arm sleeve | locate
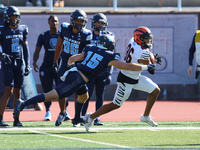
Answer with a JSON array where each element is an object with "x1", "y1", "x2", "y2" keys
[
  {"x1": 23, "y1": 44, "x2": 30, "y2": 67},
  {"x1": 23, "y1": 26, "x2": 30, "y2": 67},
  {"x1": 189, "y1": 33, "x2": 196, "y2": 66}
]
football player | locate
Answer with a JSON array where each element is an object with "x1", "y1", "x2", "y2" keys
[
  {"x1": 0, "y1": 6, "x2": 30, "y2": 127},
  {"x1": 81, "y1": 13, "x2": 114, "y2": 126},
  {"x1": 84, "y1": 26, "x2": 162, "y2": 131},
  {"x1": 32, "y1": 15, "x2": 60, "y2": 121},
  {"x1": 53, "y1": 9, "x2": 92, "y2": 126},
  {"x1": 13, "y1": 34, "x2": 156, "y2": 128}
]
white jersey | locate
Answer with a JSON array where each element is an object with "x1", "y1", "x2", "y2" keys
[
  {"x1": 121, "y1": 37, "x2": 150, "y2": 79},
  {"x1": 112, "y1": 37, "x2": 158, "y2": 106}
]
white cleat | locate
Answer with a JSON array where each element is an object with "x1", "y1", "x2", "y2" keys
[
  {"x1": 84, "y1": 113, "x2": 93, "y2": 132},
  {"x1": 140, "y1": 115, "x2": 158, "y2": 127}
]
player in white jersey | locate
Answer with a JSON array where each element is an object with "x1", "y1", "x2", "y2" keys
[
  {"x1": 117, "y1": 26, "x2": 161, "y2": 127},
  {"x1": 84, "y1": 26, "x2": 162, "y2": 131}
]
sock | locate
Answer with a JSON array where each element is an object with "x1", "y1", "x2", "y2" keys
[
  {"x1": 14, "y1": 116, "x2": 19, "y2": 122},
  {"x1": 74, "y1": 101, "x2": 83, "y2": 120},
  {"x1": 44, "y1": 101, "x2": 51, "y2": 112},
  {"x1": 22, "y1": 93, "x2": 45, "y2": 110}
]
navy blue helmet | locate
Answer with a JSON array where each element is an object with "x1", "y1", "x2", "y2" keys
[
  {"x1": 97, "y1": 34, "x2": 115, "y2": 51},
  {"x1": 91, "y1": 13, "x2": 108, "y2": 31},
  {"x1": 4, "y1": 6, "x2": 20, "y2": 26},
  {"x1": 70, "y1": 9, "x2": 87, "y2": 30}
]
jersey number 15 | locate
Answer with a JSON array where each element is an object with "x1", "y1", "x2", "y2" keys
[{"x1": 81, "y1": 51, "x2": 103, "y2": 69}]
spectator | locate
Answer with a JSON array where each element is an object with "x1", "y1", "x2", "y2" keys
[
  {"x1": 26, "y1": 0, "x2": 49, "y2": 7},
  {"x1": 54, "y1": 0, "x2": 64, "y2": 7}
]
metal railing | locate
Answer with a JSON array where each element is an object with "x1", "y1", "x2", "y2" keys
[
  {"x1": 48, "y1": 0, "x2": 182, "y2": 12},
  {"x1": 112, "y1": 0, "x2": 182, "y2": 12}
]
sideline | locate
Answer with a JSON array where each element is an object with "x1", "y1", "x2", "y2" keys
[{"x1": 0, "y1": 127, "x2": 200, "y2": 131}]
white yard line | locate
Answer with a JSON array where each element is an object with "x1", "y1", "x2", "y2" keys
[
  {"x1": 0, "y1": 127, "x2": 200, "y2": 131},
  {"x1": 29, "y1": 130, "x2": 131, "y2": 148}
]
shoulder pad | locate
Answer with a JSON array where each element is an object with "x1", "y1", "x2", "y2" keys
[
  {"x1": 20, "y1": 24, "x2": 28, "y2": 29},
  {"x1": 82, "y1": 28, "x2": 92, "y2": 34},
  {"x1": 61, "y1": 22, "x2": 70, "y2": 28},
  {"x1": 20, "y1": 25, "x2": 28, "y2": 34},
  {"x1": 86, "y1": 33, "x2": 92, "y2": 41},
  {"x1": 106, "y1": 30, "x2": 114, "y2": 36}
]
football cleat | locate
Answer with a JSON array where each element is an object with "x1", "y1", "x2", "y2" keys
[
  {"x1": 0, "y1": 120, "x2": 9, "y2": 127},
  {"x1": 84, "y1": 113, "x2": 93, "y2": 132},
  {"x1": 94, "y1": 118, "x2": 103, "y2": 126},
  {"x1": 13, "y1": 120, "x2": 24, "y2": 127},
  {"x1": 55, "y1": 112, "x2": 66, "y2": 126},
  {"x1": 64, "y1": 111, "x2": 71, "y2": 121},
  {"x1": 140, "y1": 115, "x2": 158, "y2": 127},
  {"x1": 13, "y1": 99, "x2": 24, "y2": 120},
  {"x1": 71, "y1": 118, "x2": 85, "y2": 127},
  {"x1": 44, "y1": 111, "x2": 51, "y2": 121}
]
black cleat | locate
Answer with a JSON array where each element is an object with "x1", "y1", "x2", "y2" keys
[
  {"x1": 13, "y1": 121, "x2": 24, "y2": 127},
  {"x1": 94, "y1": 119, "x2": 103, "y2": 126},
  {"x1": 0, "y1": 120, "x2": 9, "y2": 127},
  {"x1": 64, "y1": 111, "x2": 71, "y2": 121},
  {"x1": 71, "y1": 118, "x2": 85, "y2": 127},
  {"x1": 55, "y1": 113, "x2": 66, "y2": 126},
  {"x1": 13, "y1": 99, "x2": 24, "y2": 120}
]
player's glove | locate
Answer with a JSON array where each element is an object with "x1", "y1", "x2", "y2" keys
[
  {"x1": 24, "y1": 66, "x2": 30, "y2": 76},
  {"x1": 147, "y1": 64, "x2": 156, "y2": 75},
  {"x1": 0, "y1": 53, "x2": 13, "y2": 64},
  {"x1": 52, "y1": 62, "x2": 58, "y2": 72},
  {"x1": 103, "y1": 75, "x2": 112, "y2": 85},
  {"x1": 154, "y1": 54, "x2": 162, "y2": 65}
]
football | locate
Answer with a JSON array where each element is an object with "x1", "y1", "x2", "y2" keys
[{"x1": 150, "y1": 52, "x2": 155, "y2": 64}]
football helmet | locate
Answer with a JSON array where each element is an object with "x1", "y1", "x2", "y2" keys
[
  {"x1": 70, "y1": 9, "x2": 87, "y2": 30},
  {"x1": 97, "y1": 34, "x2": 115, "y2": 51},
  {"x1": 4, "y1": 6, "x2": 20, "y2": 26},
  {"x1": 133, "y1": 26, "x2": 153, "y2": 48},
  {"x1": 91, "y1": 13, "x2": 108, "y2": 31}
]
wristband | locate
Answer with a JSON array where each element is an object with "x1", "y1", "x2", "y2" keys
[{"x1": 141, "y1": 65, "x2": 148, "y2": 71}]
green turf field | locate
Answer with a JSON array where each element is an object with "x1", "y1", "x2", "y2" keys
[{"x1": 0, "y1": 121, "x2": 200, "y2": 150}]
